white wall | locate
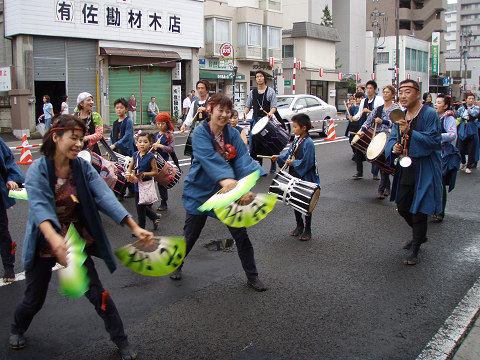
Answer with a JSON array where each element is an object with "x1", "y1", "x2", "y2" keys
[{"x1": 282, "y1": 0, "x2": 331, "y2": 29}]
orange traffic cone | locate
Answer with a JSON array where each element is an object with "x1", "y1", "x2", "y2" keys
[
  {"x1": 16, "y1": 134, "x2": 34, "y2": 165},
  {"x1": 324, "y1": 120, "x2": 339, "y2": 141}
]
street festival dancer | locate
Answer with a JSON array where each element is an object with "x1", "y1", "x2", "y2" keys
[
  {"x1": 385, "y1": 80, "x2": 442, "y2": 265},
  {"x1": 272, "y1": 114, "x2": 320, "y2": 241},
  {"x1": 0, "y1": 137, "x2": 25, "y2": 283},
  {"x1": 358, "y1": 85, "x2": 399, "y2": 199},
  {"x1": 170, "y1": 94, "x2": 268, "y2": 292},
  {"x1": 9, "y1": 115, "x2": 153, "y2": 360},
  {"x1": 350, "y1": 80, "x2": 384, "y2": 179},
  {"x1": 433, "y1": 94, "x2": 461, "y2": 222},
  {"x1": 181, "y1": 80, "x2": 211, "y2": 160},
  {"x1": 243, "y1": 70, "x2": 281, "y2": 173},
  {"x1": 455, "y1": 92, "x2": 479, "y2": 174}
]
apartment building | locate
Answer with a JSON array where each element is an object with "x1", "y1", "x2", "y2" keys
[{"x1": 200, "y1": 0, "x2": 282, "y2": 111}]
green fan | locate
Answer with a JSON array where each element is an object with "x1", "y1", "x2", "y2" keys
[
  {"x1": 198, "y1": 170, "x2": 260, "y2": 212},
  {"x1": 58, "y1": 224, "x2": 90, "y2": 298},
  {"x1": 214, "y1": 193, "x2": 277, "y2": 228},
  {"x1": 115, "y1": 236, "x2": 186, "y2": 277},
  {"x1": 8, "y1": 188, "x2": 28, "y2": 200}
]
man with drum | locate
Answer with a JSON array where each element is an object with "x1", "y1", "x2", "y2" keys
[
  {"x1": 357, "y1": 85, "x2": 399, "y2": 199},
  {"x1": 349, "y1": 80, "x2": 384, "y2": 179},
  {"x1": 385, "y1": 79, "x2": 442, "y2": 265},
  {"x1": 243, "y1": 70, "x2": 279, "y2": 173}
]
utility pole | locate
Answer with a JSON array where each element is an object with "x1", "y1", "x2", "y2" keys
[
  {"x1": 370, "y1": 0, "x2": 385, "y2": 74},
  {"x1": 463, "y1": 31, "x2": 472, "y2": 93},
  {"x1": 395, "y1": 0, "x2": 400, "y2": 96}
]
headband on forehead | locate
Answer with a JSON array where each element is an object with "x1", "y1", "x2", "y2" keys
[{"x1": 399, "y1": 84, "x2": 419, "y2": 91}]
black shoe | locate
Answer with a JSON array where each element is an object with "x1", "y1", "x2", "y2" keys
[
  {"x1": 9, "y1": 333, "x2": 26, "y2": 349},
  {"x1": 372, "y1": 175, "x2": 380, "y2": 180},
  {"x1": 157, "y1": 204, "x2": 168, "y2": 211},
  {"x1": 404, "y1": 251, "x2": 418, "y2": 265},
  {"x1": 117, "y1": 342, "x2": 137, "y2": 360},
  {"x1": 153, "y1": 216, "x2": 161, "y2": 231},
  {"x1": 299, "y1": 230, "x2": 312, "y2": 241},
  {"x1": 124, "y1": 191, "x2": 135, "y2": 199},
  {"x1": 290, "y1": 226, "x2": 304, "y2": 237},
  {"x1": 170, "y1": 268, "x2": 182, "y2": 280},
  {"x1": 3, "y1": 268, "x2": 15, "y2": 283},
  {"x1": 352, "y1": 173, "x2": 363, "y2": 179},
  {"x1": 247, "y1": 277, "x2": 267, "y2": 292},
  {"x1": 432, "y1": 215, "x2": 443, "y2": 222}
]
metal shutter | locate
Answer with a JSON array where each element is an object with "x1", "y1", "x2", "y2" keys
[
  {"x1": 66, "y1": 39, "x2": 97, "y2": 113},
  {"x1": 33, "y1": 36, "x2": 66, "y2": 81}
]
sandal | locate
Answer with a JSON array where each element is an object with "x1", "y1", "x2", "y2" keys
[
  {"x1": 299, "y1": 231, "x2": 312, "y2": 241},
  {"x1": 290, "y1": 226, "x2": 304, "y2": 237}
]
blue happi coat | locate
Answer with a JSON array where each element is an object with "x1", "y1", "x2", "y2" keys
[
  {"x1": 277, "y1": 135, "x2": 320, "y2": 185},
  {"x1": 0, "y1": 137, "x2": 25, "y2": 209},
  {"x1": 455, "y1": 105, "x2": 480, "y2": 163},
  {"x1": 385, "y1": 105, "x2": 442, "y2": 215},
  {"x1": 22, "y1": 157, "x2": 130, "y2": 272},
  {"x1": 183, "y1": 121, "x2": 266, "y2": 216},
  {"x1": 440, "y1": 111, "x2": 461, "y2": 192}
]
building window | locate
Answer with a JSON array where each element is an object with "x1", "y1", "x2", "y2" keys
[
  {"x1": 400, "y1": 0, "x2": 411, "y2": 9},
  {"x1": 377, "y1": 52, "x2": 389, "y2": 64},
  {"x1": 282, "y1": 44, "x2": 294, "y2": 58},
  {"x1": 205, "y1": 18, "x2": 213, "y2": 44},
  {"x1": 216, "y1": 19, "x2": 231, "y2": 43},
  {"x1": 400, "y1": 20, "x2": 411, "y2": 30},
  {"x1": 238, "y1": 23, "x2": 246, "y2": 46},
  {"x1": 248, "y1": 23, "x2": 261, "y2": 46},
  {"x1": 423, "y1": 51, "x2": 428, "y2": 73},
  {"x1": 406, "y1": 48, "x2": 411, "y2": 70},
  {"x1": 269, "y1": 27, "x2": 281, "y2": 49}
]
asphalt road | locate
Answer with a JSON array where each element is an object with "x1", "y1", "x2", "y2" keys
[{"x1": 1, "y1": 122, "x2": 480, "y2": 360}]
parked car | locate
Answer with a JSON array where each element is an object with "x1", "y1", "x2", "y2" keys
[{"x1": 236, "y1": 94, "x2": 337, "y2": 138}]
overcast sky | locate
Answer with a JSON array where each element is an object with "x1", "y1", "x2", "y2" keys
[{"x1": 447, "y1": 0, "x2": 456, "y2": 3}]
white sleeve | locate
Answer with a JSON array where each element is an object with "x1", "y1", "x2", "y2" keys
[
  {"x1": 353, "y1": 99, "x2": 365, "y2": 121},
  {"x1": 374, "y1": 96, "x2": 384, "y2": 108},
  {"x1": 184, "y1": 101, "x2": 195, "y2": 127}
]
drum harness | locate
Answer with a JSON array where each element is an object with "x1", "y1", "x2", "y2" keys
[{"x1": 278, "y1": 136, "x2": 306, "y2": 204}]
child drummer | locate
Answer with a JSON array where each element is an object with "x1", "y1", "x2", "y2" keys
[{"x1": 272, "y1": 114, "x2": 320, "y2": 241}]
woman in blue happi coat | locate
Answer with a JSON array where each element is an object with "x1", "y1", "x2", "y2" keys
[
  {"x1": 0, "y1": 137, "x2": 25, "y2": 282},
  {"x1": 385, "y1": 79, "x2": 442, "y2": 265},
  {"x1": 433, "y1": 94, "x2": 461, "y2": 222},
  {"x1": 272, "y1": 113, "x2": 320, "y2": 242},
  {"x1": 455, "y1": 92, "x2": 479, "y2": 173},
  {"x1": 9, "y1": 115, "x2": 152, "y2": 359},
  {"x1": 171, "y1": 94, "x2": 268, "y2": 292}
]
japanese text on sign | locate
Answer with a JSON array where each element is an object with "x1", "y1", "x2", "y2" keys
[{"x1": 0, "y1": 68, "x2": 12, "y2": 92}]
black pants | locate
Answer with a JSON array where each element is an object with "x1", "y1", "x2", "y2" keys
[
  {"x1": 378, "y1": 170, "x2": 391, "y2": 194},
  {"x1": 355, "y1": 149, "x2": 365, "y2": 175},
  {"x1": 0, "y1": 196, "x2": 15, "y2": 271},
  {"x1": 181, "y1": 212, "x2": 259, "y2": 281},
  {"x1": 294, "y1": 210, "x2": 311, "y2": 232},
  {"x1": 157, "y1": 184, "x2": 168, "y2": 206},
  {"x1": 440, "y1": 183, "x2": 447, "y2": 218},
  {"x1": 134, "y1": 191, "x2": 158, "y2": 229},
  {"x1": 396, "y1": 183, "x2": 428, "y2": 252},
  {"x1": 458, "y1": 135, "x2": 476, "y2": 169},
  {"x1": 11, "y1": 256, "x2": 128, "y2": 346}
]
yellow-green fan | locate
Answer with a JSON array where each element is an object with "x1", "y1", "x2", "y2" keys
[
  {"x1": 58, "y1": 224, "x2": 90, "y2": 298},
  {"x1": 8, "y1": 188, "x2": 28, "y2": 200},
  {"x1": 115, "y1": 236, "x2": 186, "y2": 276},
  {"x1": 198, "y1": 170, "x2": 260, "y2": 212},
  {"x1": 214, "y1": 193, "x2": 277, "y2": 228}
]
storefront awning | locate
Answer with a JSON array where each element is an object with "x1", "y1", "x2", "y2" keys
[
  {"x1": 199, "y1": 70, "x2": 245, "y2": 81},
  {"x1": 100, "y1": 47, "x2": 181, "y2": 59}
]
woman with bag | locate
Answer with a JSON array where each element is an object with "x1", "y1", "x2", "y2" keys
[
  {"x1": 8, "y1": 115, "x2": 153, "y2": 359},
  {"x1": 38, "y1": 95, "x2": 54, "y2": 130},
  {"x1": 126, "y1": 132, "x2": 161, "y2": 231}
]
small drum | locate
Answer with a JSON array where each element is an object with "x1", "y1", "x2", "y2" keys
[
  {"x1": 78, "y1": 150, "x2": 127, "y2": 195},
  {"x1": 351, "y1": 127, "x2": 375, "y2": 154},
  {"x1": 269, "y1": 170, "x2": 320, "y2": 216},
  {"x1": 366, "y1": 132, "x2": 395, "y2": 174},
  {"x1": 153, "y1": 154, "x2": 182, "y2": 189},
  {"x1": 251, "y1": 117, "x2": 290, "y2": 156}
]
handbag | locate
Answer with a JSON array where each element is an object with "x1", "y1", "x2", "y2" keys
[{"x1": 138, "y1": 179, "x2": 158, "y2": 205}]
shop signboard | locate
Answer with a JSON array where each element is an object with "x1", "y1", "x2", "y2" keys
[
  {"x1": 172, "y1": 85, "x2": 181, "y2": 119},
  {"x1": 431, "y1": 32, "x2": 440, "y2": 76},
  {"x1": 0, "y1": 67, "x2": 12, "y2": 92},
  {"x1": 4, "y1": 0, "x2": 204, "y2": 48},
  {"x1": 199, "y1": 58, "x2": 233, "y2": 71}
]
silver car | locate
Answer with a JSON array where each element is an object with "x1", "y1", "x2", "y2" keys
[{"x1": 276, "y1": 95, "x2": 337, "y2": 136}]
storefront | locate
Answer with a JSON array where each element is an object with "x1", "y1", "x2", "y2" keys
[{"x1": 3, "y1": 0, "x2": 203, "y2": 134}]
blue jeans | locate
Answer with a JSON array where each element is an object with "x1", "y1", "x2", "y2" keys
[
  {"x1": 44, "y1": 117, "x2": 52, "y2": 130},
  {"x1": 148, "y1": 111, "x2": 157, "y2": 124}
]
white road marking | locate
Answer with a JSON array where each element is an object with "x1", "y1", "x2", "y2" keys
[
  {"x1": 0, "y1": 263, "x2": 63, "y2": 287},
  {"x1": 416, "y1": 275, "x2": 480, "y2": 359}
]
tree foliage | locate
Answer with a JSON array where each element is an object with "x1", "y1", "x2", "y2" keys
[{"x1": 321, "y1": 5, "x2": 333, "y2": 27}]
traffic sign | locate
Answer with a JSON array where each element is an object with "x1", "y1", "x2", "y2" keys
[{"x1": 220, "y1": 43, "x2": 233, "y2": 58}]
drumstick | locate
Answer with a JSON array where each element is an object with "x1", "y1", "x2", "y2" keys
[
  {"x1": 344, "y1": 101, "x2": 351, "y2": 118},
  {"x1": 374, "y1": 121, "x2": 378, "y2": 135},
  {"x1": 257, "y1": 155, "x2": 274, "y2": 159},
  {"x1": 349, "y1": 131, "x2": 359, "y2": 135}
]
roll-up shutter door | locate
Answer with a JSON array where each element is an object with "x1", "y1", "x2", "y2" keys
[
  {"x1": 66, "y1": 39, "x2": 97, "y2": 113},
  {"x1": 108, "y1": 67, "x2": 171, "y2": 125},
  {"x1": 33, "y1": 37, "x2": 66, "y2": 81}
]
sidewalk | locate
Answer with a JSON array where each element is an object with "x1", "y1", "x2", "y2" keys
[{"x1": 452, "y1": 315, "x2": 480, "y2": 359}]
